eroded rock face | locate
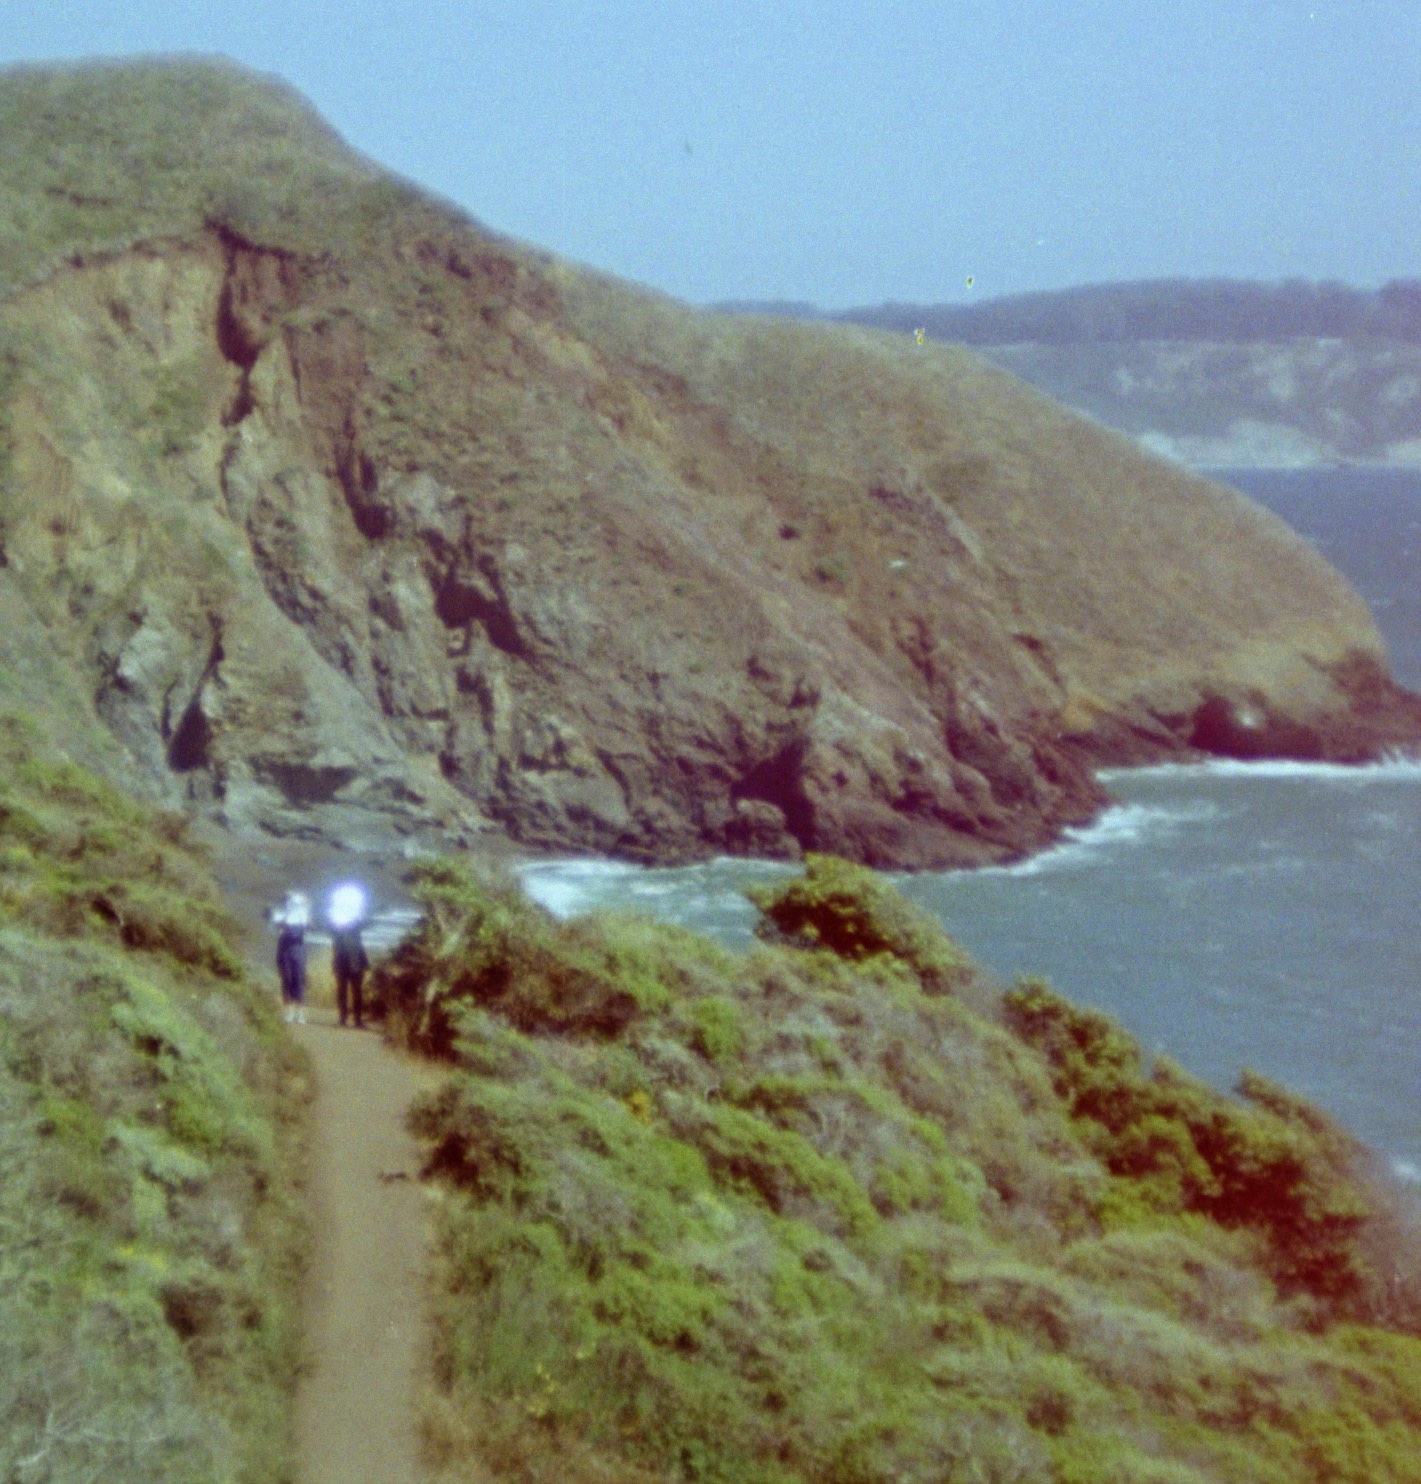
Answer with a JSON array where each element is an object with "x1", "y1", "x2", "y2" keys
[{"x1": 2, "y1": 149, "x2": 1419, "y2": 867}]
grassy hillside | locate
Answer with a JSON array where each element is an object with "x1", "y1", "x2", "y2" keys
[
  {"x1": 377, "y1": 856, "x2": 1421, "y2": 1484},
  {"x1": 727, "y1": 283, "x2": 1421, "y2": 466},
  {"x1": 0, "y1": 700, "x2": 307, "y2": 1482},
  {"x1": 2, "y1": 57, "x2": 1418, "y2": 871},
  {"x1": 0, "y1": 56, "x2": 426, "y2": 298}
]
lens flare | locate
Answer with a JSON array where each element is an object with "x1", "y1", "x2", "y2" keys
[{"x1": 328, "y1": 882, "x2": 368, "y2": 929}]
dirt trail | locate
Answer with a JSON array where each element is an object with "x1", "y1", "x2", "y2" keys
[
  {"x1": 291, "y1": 1014, "x2": 435, "y2": 1484},
  {"x1": 201, "y1": 832, "x2": 440, "y2": 1484}
]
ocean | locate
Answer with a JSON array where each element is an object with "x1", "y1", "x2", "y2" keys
[{"x1": 520, "y1": 468, "x2": 1421, "y2": 1180}]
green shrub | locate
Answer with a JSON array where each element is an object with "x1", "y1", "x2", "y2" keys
[
  {"x1": 690, "y1": 995, "x2": 744, "y2": 1063},
  {"x1": 747, "y1": 853, "x2": 973, "y2": 995},
  {"x1": 669, "y1": 1099, "x2": 878, "y2": 1238},
  {"x1": 1004, "y1": 977, "x2": 1401, "y2": 1321}
]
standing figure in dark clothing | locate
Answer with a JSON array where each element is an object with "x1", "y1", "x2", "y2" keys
[
  {"x1": 327, "y1": 882, "x2": 372, "y2": 1028},
  {"x1": 273, "y1": 892, "x2": 310, "y2": 1025},
  {"x1": 332, "y1": 923, "x2": 370, "y2": 1028}
]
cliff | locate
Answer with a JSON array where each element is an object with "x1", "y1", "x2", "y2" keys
[{"x1": 2, "y1": 59, "x2": 1418, "y2": 870}]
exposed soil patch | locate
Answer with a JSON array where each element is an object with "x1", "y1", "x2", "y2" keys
[{"x1": 291, "y1": 1014, "x2": 437, "y2": 1484}]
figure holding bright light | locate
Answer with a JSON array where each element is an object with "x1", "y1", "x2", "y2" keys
[
  {"x1": 327, "y1": 882, "x2": 371, "y2": 1029},
  {"x1": 271, "y1": 892, "x2": 310, "y2": 1025}
]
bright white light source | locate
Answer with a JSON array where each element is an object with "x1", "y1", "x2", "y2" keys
[{"x1": 328, "y1": 882, "x2": 368, "y2": 930}]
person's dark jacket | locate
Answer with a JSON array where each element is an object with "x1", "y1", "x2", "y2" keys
[
  {"x1": 276, "y1": 922, "x2": 306, "y2": 994},
  {"x1": 332, "y1": 926, "x2": 369, "y2": 979}
]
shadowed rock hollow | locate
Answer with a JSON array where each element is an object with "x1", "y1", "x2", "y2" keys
[{"x1": 1, "y1": 58, "x2": 1418, "y2": 867}]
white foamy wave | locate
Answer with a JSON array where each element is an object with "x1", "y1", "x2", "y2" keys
[
  {"x1": 985, "y1": 799, "x2": 1224, "y2": 878},
  {"x1": 517, "y1": 858, "x2": 645, "y2": 918},
  {"x1": 1393, "y1": 1160, "x2": 1421, "y2": 1186},
  {"x1": 365, "y1": 906, "x2": 423, "y2": 950},
  {"x1": 624, "y1": 880, "x2": 680, "y2": 900},
  {"x1": 518, "y1": 855, "x2": 796, "y2": 921},
  {"x1": 1101, "y1": 752, "x2": 1421, "y2": 787}
]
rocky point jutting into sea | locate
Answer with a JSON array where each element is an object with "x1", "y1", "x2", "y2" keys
[{"x1": 2, "y1": 57, "x2": 1420, "y2": 871}]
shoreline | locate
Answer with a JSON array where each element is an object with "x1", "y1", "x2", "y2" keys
[
  {"x1": 205, "y1": 739, "x2": 1421, "y2": 917},
  {"x1": 1192, "y1": 459, "x2": 1421, "y2": 475}
]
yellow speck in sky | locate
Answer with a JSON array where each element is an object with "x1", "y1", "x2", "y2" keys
[
  {"x1": 914, "y1": 327, "x2": 925, "y2": 344},
  {"x1": 966, "y1": 276, "x2": 975, "y2": 288}
]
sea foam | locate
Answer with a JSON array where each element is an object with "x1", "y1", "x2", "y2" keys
[
  {"x1": 982, "y1": 798, "x2": 1224, "y2": 878},
  {"x1": 1100, "y1": 752, "x2": 1421, "y2": 787}
]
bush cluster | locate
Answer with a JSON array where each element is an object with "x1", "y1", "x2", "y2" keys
[
  {"x1": 747, "y1": 852, "x2": 974, "y2": 995},
  {"x1": 389, "y1": 854, "x2": 1421, "y2": 1484},
  {"x1": 1003, "y1": 978, "x2": 1421, "y2": 1324}
]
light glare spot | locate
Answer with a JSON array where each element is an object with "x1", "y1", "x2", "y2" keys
[{"x1": 328, "y1": 882, "x2": 368, "y2": 928}]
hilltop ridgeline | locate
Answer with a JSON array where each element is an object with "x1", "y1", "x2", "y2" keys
[
  {"x1": 2, "y1": 58, "x2": 1419, "y2": 868},
  {"x1": 722, "y1": 281, "x2": 1421, "y2": 468}
]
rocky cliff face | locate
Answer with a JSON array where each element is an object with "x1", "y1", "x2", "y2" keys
[{"x1": 1, "y1": 60, "x2": 1418, "y2": 868}]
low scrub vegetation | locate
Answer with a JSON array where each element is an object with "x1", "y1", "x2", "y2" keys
[
  {"x1": 375, "y1": 852, "x2": 1421, "y2": 1483},
  {"x1": 0, "y1": 710, "x2": 307, "y2": 1483}
]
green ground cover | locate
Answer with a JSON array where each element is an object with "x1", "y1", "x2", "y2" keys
[
  {"x1": 0, "y1": 58, "x2": 432, "y2": 297},
  {"x1": 0, "y1": 708, "x2": 307, "y2": 1483},
  {"x1": 379, "y1": 853, "x2": 1421, "y2": 1484}
]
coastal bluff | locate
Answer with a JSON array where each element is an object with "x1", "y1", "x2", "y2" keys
[{"x1": 2, "y1": 58, "x2": 1419, "y2": 869}]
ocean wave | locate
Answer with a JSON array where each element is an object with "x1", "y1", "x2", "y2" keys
[
  {"x1": 1100, "y1": 752, "x2": 1421, "y2": 786},
  {"x1": 518, "y1": 858, "x2": 645, "y2": 916},
  {"x1": 981, "y1": 798, "x2": 1225, "y2": 878},
  {"x1": 518, "y1": 855, "x2": 796, "y2": 920}
]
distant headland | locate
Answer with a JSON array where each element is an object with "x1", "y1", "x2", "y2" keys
[{"x1": 715, "y1": 280, "x2": 1421, "y2": 469}]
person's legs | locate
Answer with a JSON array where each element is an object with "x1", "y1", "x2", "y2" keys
[
  {"x1": 280, "y1": 961, "x2": 298, "y2": 1023},
  {"x1": 351, "y1": 970, "x2": 365, "y2": 1029},
  {"x1": 336, "y1": 970, "x2": 350, "y2": 1026}
]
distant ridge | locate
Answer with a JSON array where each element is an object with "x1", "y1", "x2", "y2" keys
[
  {"x1": 716, "y1": 277, "x2": 1421, "y2": 346},
  {"x1": 713, "y1": 280, "x2": 1421, "y2": 467}
]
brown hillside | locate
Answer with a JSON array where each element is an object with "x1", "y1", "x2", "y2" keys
[{"x1": 1, "y1": 58, "x2": 1418, "y2": 868}]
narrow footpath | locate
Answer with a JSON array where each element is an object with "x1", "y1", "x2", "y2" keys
[
  {"x1": 291, "y1": 1013, "x2": 434, "y2": 1484},
  {"x1": 205, "y1": 834, "x2": 443, "y2": 1483}
]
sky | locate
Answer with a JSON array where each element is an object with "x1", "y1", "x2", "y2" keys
[{"x1": 2, "y1": 1, "x2": 1418, "y2": 310}]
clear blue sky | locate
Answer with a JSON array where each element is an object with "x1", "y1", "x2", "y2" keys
[{"x1": 3, "y1": 1, "x2": 1417, "y2": 309}]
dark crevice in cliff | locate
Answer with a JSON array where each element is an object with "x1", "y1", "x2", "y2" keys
[
  {"x1": 731, "y1": 741, "x2": 814, "y2": 843},
  {"x1": 253, "y1": 758, "x2": 358, "y2": 807},
  {"x1": 336, "y1": 436, "x2": 390, "y2": 538},
  {"x1": 211, "y1": 223, "x2": 307, "y2": 426},
  {"x1": 216, "y1": 277, "x2": 261, "y2": 371},
  {"x1": 166, "y1": 621, "x2": 225, "y2": 774},
  {"x1": 214, "y1": 271, "x2": 260, "y2": 428},
  {"x1": 167, "y1": 694, "x2": 213, "y2": 773},
  {"x1": 434, "y1": 562, "x2": 526, "y2": 657},
  {"x1": 222, "y1": 376, "x2": 255, "y2": 428}
]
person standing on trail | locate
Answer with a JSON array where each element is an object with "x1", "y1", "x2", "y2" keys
[
  {"x1": 272, "y1": 891, "x2": 310, "y2": 1025},
  {"x1": 327, "y1": 882, "x2": 371, "y2": 1029}
]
